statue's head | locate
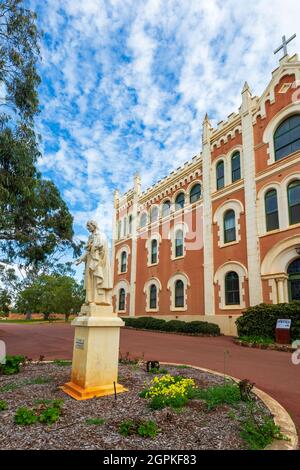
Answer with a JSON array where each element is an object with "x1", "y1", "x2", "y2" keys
[{"x1": 86, "y1": 220, "x2": 98, "y2": 232}]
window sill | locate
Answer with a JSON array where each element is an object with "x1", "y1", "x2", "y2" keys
[
  {"x1": 170, "y1": 307, "x2": 187, "y2": 312},
  {"x1": 219, "y1": 240, "x2": 239, "y2": 248},
  {"x1": 259, "y1": 221, "x2": 300, "y2": 238},
  {"x1": 171, "y1": 255, "x2": 185, "y2": 261},
  {"x1": 220, "y1": 305, "x2": 244, "y2": 310},
  {"x1": 147, "y1": 262, "x2": 159, "y2": 267},
  {"x1": 146, "y1": 308, "x2": 159, "y2": 313}
]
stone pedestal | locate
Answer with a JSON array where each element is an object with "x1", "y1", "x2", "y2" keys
[{"x1": 62, "y1": 303, "x2": 127, "y2": 400}]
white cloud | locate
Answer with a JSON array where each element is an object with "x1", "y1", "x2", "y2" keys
[{"x1": 30, "y1": 0, "x2": 300, "y2": 249}]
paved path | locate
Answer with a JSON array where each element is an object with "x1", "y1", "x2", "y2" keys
[{"x1": 1, "y1": 322, "x2": 299, "y2": 437}]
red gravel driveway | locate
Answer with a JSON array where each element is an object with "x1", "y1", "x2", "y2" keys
[{"x1": 0, "y1": 322, "x2": 299, "y2": 438}]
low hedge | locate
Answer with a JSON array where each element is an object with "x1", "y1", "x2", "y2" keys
[
  {"x1": 122, "y1": 316, "x2": 220, "y2": 336},
  {"x1": 236, "y1": 302, "x2": 300, "y2": 341}
]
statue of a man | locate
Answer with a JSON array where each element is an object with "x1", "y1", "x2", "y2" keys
[{"x1": 75, "y1": 220, "x2": 112, "y2": 305}]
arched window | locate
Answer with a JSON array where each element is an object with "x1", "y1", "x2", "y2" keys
[
  {"x1": 123, "y1": 217, "x2": 127, "y2": 237},
  {"x1": 223, "y1": 210, "x2": 236, "y2": 243},
  {"x1": 190, "y1": 183, "x2": 201, "y2": 203},
  {"x1": 175, "y1": 229, "x2": 184, "y2": 257},
  {"x1": 175, "y1": 280, "x2": 184, "y2": 308},
  {"x1": 150, "y1": 206, "x2": 159, "y2": 224},
  {"x1": 265, "y1": 189, "x2": 279, "y2": 232},
  {"x1": 288, "y1": 180, "x2": 300, "y2": 225},
  {"x1": 121, "y1": 251, "x2": 127, "y2": 273},
  {"x1": 225, "y1": 271, "x2": 240, "y2": 305},
  {"x1": 118, "y1": 288, "x2": 126, "y2": 311},
  {"x1": 231, "y1": 152, "x2": 241, "y2": 182},
  {"x1": 149, "y1": 284, "x2": 157, "y2": 309},
  {"x1": 274, "y1": 115, "x2": 300, "y2": 161},
  {"x1": 162, "y1": 200, "x2": 171, "y2": 218},
  {"x1": 140, "y1": 212, "x2": 147, "y2": 228},
  {"x1": 175, "y1": 192, "x2": 185, "y2": 210},
  {"x1": 288, "y1": 258, "x2": 300, "y2": 301},
  {"x1": 216, "y1": 161, "x2": 225, "y2": 190},
  {"x1": 117, "y1": 220, "x2": 121, "y2": 239},
  {"x1": 128, "y1": 215, "x2": 132, "y2": 234},
  {"x1": 151, "y1": 239, "x2": 158, "y2": 264}
]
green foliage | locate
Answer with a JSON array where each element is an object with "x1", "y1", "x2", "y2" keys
[
  {"x1": 0, "y1": 288, "x2": 11, "y2": 315},
  {"x1": 15, "y1": 275, "x2": 84, "y2": 317},
  {"x1": 0, "y1": 399, "x2": 8, "y2": 411},
  {"x1": 137, "y1": 420, "x2": 160, "y2": 438},
  {"x1": 239, "y1": 335, "x2": 274, "y2": 345},
  {"x1": 119, "y1": 419, "x2": 137, "y2": 436},
  {"x1": 0, "y1": 355, "x2": 25, "y2": 375},
  {"x1": 38, "y1": 406, "x2": 60, "y2": 424},
  {"x1": 119, "y1": 419, "x2": 159, "y2": 438},
  {"x1": 236, "y1": 302, "x2": 300, "y2": 341},
  {"x1": 53, "y1": 359, "x2": 72, "y2": 367},
  {"x1": 26, "y1": 376, "x2": 52, "y2": 385},
  {"x1": 86, "y1": 418, "x2": 105, "y2": 426},
  {"x1": 149, "y1": 367, "x2": 168, "y2": 375},
  {"x1": 0, "y1": 1, "x2": 81, "y2": 272},
  {"x1": 141, "y1": 374, "x2": 196, "y2": 410},
  {"x1": 240, "y1": 416, "x2": 288, "y2": 450},
  {"x1": 190, "y1": 383, "x2": 242, "y2": 410},
  {"x1": 14, "y1": 407, "x2": 37, "y2": 425},
  {"x1": 122, "y1": 317, "x2": 220, "y2": 336},
  {"x1": 0, "y1": 382, "x2": 18, "y2": 393}
]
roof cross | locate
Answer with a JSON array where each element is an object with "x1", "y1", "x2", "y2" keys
[{"x1": 274, "y1": 34, "x2": 296, "y2": 59}]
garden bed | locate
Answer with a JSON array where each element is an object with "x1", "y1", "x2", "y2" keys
[
  {"x1": 0, "y1": 361, "x2": 288, "y2": 450},
  {"x1": 233, "y1": 338, "x2": 297, "y2": 352}
]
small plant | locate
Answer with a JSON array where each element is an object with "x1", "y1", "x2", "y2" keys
[
  {"x1": 190, "y1": 383, "x2": 242, "y2": 410},
  {"x1": 240, "y1": 336, "x2": 274, "y2": 345},
  {"x1": 240, "y1": 415, "x2": 288, "y2": 450},
  {"x1": 119, "y1": 419, "x2": 159, "y2": 438},
  {"x1": 86, "y1": 418, "x2": 105, "y2": 426},
  {"x1": 53, "y1": 359, "x2": 72, "y2": 366},
  {"x1": 0, "y1": 355, "x2": 25, "y2": 375},
  {"x1": 140, "y1": 374, "x2": 196, "y2": 410},
  {"x1": 26, "y1": 376, "x2": 52, "y2": 385},
  {"x1": 38, "y1": 407, "x2": 60, "y2": 424},
  {"x1": 14, "y1": 407, "x2": 37, "y2": 425},
  {"x1": 0, "y1": 382, "x2": 18, "y2": 393},
  {"x1": 119, "y1": 419, "x2": 137, "y2": 436},
  {"x1": 149, "y1": 367, "x2": 168, "y2": 375},
  {"x1": 137, "y1": 420, "x2": 159, "y2": 438},
  {"x1": 0, "y1": 399, "x2": 8, "y2": 411}
]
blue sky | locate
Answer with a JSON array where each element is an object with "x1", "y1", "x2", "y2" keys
[{"x1": 28, "y1": 0, "x2": 300, "y2": 246}]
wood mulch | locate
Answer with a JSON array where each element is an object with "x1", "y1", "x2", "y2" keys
[{"x1": 0, "y1": 362, "x2": 271, "y2": 450}]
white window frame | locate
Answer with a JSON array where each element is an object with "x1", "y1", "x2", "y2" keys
[
  {"x1": 213, "y1": 199, "x2": 244, "y2": 247},
  {"x1": 116, "y1": 245, "x2": 131, "y2": 274},
  {"x1": 113, "y1": 280, "x2": 130, "y2": 313},
  {"x1": 263, "y1": 103, "x2": 300, "y2": 165},
  {"x1": 145, "y1": 233, "x2": 161, "y2": 266},
  {"x1": 168, "y1": 222, "x2": 188, "y2": 260},
  {"x1": 143, "y1": 277, "x2": 162, "y2": 312},
  {"x1": 214, "y1": 262, "x2": 248, "y2": 310},
  {"x1": 167, "y1": 272, "x2": 190, "y2": 312}
]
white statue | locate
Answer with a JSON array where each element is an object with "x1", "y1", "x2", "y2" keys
[{"x1": 75, "y1": 220, "x2": 112, "y2": 305}]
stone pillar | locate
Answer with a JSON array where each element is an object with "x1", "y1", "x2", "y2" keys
[
  {"x1": 277, "y1": 278, "x2": 285, "y2": 303},
  {"x1": 240, "y1": 82, "x2": 263, "y2": 306},
  {"x1": 202, "y1": 114, "x2": 215, "y2": 315},
  {"x1": 129, "y1": 174, "x2": 141, "y2": 317}
]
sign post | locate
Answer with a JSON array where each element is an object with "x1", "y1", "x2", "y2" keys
[{"x1": 275, "y1": 319, "x2": 291, "y2": 344}]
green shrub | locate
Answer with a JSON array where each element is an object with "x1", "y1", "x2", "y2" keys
[
  {"x1": 14, "y1": 407, "x2": 37, "y2": 425},
  {"x1": 162, "y1": 320, "x2": 186, "y2": 332},
  {"x1": 86, "y1": 418, "x2": 105, "y2": 426},
  {"x1": 239, "y1": 335, "x2": 274, "y2": 345},
  {"x1": 38, "y1": 406, "x2": 60, "y2": 424},
  {"x1": 137, "y1": 420, "x2": 159, "y2": 438},
  {"x1": 240, "y1": 416, "x2": 288, "y2": 450},
  {"x1": 119, "y1": 419, "x2": 159, "y2": 438},
  {"x1": 191, "y1": 383, "x2": 242, "y2": 410},
  {"x1": 53, "y1": 360, "x2": 72, "y2": 366},
  {"x1": 0, "y1": 355, "x2": 25, "y2": 375},
  {"x1": 122, "y1": 317, "x2": 220, "y2": 336},
  {"x1": 119, "y1": 419, "x2": 137, "y2": 436},
  {"x1": 236, "y1": 302, "x2": 300, "y2": 341},
  {"x1": 0, "y1": 399, "x2": 7, "y2": 411}
]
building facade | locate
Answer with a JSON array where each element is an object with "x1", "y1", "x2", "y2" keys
[{"x1": 112, "y1": 54, "x2": 300, "y2": 335}]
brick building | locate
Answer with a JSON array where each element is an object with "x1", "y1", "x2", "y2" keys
[{"x1": 112, "y1": 53, "x2": 300, "y2": 335}]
